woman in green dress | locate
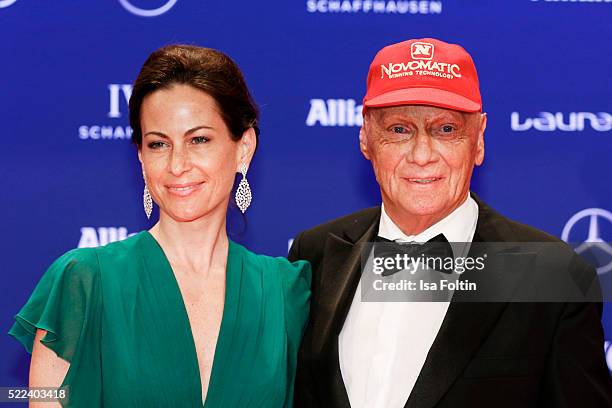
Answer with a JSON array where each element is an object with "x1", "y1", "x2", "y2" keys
[{"x1": 9, "y1": 45, "x2": 311, "y2": 407}]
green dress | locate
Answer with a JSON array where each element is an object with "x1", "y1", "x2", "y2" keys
[{"x1": 8, "y1": 231, "x2": 311, "y2": 407}]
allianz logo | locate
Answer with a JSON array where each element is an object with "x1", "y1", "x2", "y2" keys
[
  {"x1": 511, "y1": 111, "x2": 612, "y2": 132},
  {"x1": 78, "y1": 227, "x2": 137, "y2": 248},
  {"x1": 306, "y1": 99, "x2": 363, "y2": 127}
]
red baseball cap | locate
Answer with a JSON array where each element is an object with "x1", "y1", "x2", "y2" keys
[{"x1": 363, "y1": 38, "x2": 482, "y2": 113}]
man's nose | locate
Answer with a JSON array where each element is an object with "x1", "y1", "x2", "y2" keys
[{"x1": 406, "y1": 131, "x2": 435, "y2": 166}]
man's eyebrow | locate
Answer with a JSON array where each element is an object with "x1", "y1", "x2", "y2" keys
[{"x1": 373, "y1": 111, "x2": 410, "y2": 123}]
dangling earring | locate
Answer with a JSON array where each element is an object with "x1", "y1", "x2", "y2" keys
[
  {"x1": 235, "y1": 163, "x2": 252, "y2": 213},
  {"x1": 143, "y1": 171, "x2": 153, "y2": 219},
  {"x1": 143, "y1": 185, "x2": 153, "y2": 219}
]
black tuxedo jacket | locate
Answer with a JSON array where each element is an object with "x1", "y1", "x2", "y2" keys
[{"x1": 288, "y1": 194, "x2": 612, "y2": 407}]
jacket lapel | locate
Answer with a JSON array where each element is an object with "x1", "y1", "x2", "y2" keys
[
  {"x1": 404, "y1": 193, "x2": 524, "y2": 408},
  {"x1": 312, "y1": 213, "x2": 380, "y2": 407},
  {"x1": 311, "y1": 194, "x2": 529, "y2": 408}
]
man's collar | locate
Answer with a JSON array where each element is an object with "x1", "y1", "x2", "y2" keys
[
  {"x1": 335, "y1": 192, "x2": 514, "y2": 246},
  {"x1": 379, "y1": 194, "x2": 478, "y2": 243}
]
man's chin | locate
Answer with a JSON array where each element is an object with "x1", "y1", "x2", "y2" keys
[
  {"x1": 393, "y1": 197, "x2": 449, "y2": 219},
  {"x1": 384, "y1": 201, "x2": 439, "y2": 216},
  {"x1": 402, "y1": 206, "x2": 445, "y2": 218}
]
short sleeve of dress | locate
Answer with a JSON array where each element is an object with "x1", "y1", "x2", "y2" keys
[
  {"x1": 279, "y1": 259, "x2": 311, "y2": 340},
  {"x1": 8, "y1": 247, "x2": 103, "y2": 406},
  {"x1": 278, "y1": 258, "x2": 312, "y2": 408}
]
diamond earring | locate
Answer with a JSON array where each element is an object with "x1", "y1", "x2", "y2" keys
[
  {"x1": 235, "y1": 163, "x2": 252, "y2": 213},
  {"x1": 143, "y1": 185, "x2": 153, "y2": 219},
  {"x1": 143, "y1": 171, "x2": 153, "y2": 219}
]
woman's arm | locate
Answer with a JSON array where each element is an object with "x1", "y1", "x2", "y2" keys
[{"x1": 29, "y1": 329, "x2": 70, "y2": 408}]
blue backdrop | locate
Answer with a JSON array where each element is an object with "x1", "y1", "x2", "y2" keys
[{"x1": 1, "y1": 0, "x2": 611, "y2": 390}]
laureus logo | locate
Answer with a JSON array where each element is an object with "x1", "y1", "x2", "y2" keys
[
  {"x1": 0, "y1": 0, "x2": 18, "y2": 9},
  {"x1": 511, "y1": 112, "x2": 612, "y2": 132},
  {"x1": 118, "y1": 0, "x2": 178, "y2": 17}
]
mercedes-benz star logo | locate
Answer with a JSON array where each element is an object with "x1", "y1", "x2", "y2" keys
[
  {"x1": 562, "y1": 208, "x2": 612, "y2": 275},
  {"x1": 118, "y1": 0, "x2": 178, "y2": 17},
  {"x1": 0, "y1": 0, "x2": 18, "y2": 9}
]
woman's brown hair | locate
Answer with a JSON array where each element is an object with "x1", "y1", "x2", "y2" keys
[{"x1": 129, "y1": 44, "x2": 259, "y2": 148}]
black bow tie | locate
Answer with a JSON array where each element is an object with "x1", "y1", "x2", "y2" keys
[{"x1": 373, "y1": 233, "x2": 454, "y2": 276}]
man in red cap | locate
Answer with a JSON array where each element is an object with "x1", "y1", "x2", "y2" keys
[{"x1": 289, "y1": 38, "x2": 612, "y2": 407}]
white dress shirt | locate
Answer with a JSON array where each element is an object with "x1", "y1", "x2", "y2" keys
[{"x1": 338, "y1": 195, "x2": 479, "y2": 408}]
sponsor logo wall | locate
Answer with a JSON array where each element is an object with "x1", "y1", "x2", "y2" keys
[
  {"x1": 1, "y1": 1, "x2": 611, "y2": 385},
  {"x1": 78, "y1": 84, "x2": 133, "y2": 140},
  {"x1": 562, "y1": 208, "x2": 612, "y2": 275},
  {"x1": 118, "y1": 0, "x2": 178, "y2": 17},
  {"x1": 511, "y1": 112, "x2": 612, "y2": 132},
  {"x1": 306, "y1": 99, "x2": 363, "y2": 127},
  {"x1": 306, "y1": 0, "x2": 443, "y2": 14},
  {"x1": 78, "y1": 227, "x2": 137, "y2": 248},
  {"x1": 0, "y1": 0, "x2": 18, "y2": 9}
]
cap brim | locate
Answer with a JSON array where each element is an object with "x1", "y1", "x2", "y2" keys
[{"x1": 364, "y1": 87, "x2": 481, "y2": 112}]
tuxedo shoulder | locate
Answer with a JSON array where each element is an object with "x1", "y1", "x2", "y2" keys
[
  {"x1": 296, "y1": 207, "x2": 380, "y2": 242},
  {"x1": 502, "y1": 217, "x2": 562, "y2": 243},
  {"x1": 476, "y1": 198, "x2": 560, "y2": 244},
  {"x1": 484, "y1": 207, "x2": 594, "y2": 268},
  {"x1": 289, "y1": 207, "x2": 380, "y2": 263}
]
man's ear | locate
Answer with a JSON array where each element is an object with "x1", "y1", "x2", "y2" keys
[
  {"x1": 359, "y1": 126, "x2": 371, "y2": 160},
  {"x1": 474, "y1": 112, "x2": 486, "y2": 166},
  {"x1": 236, "y1": 127, "x2": 257, "y2": 170}
]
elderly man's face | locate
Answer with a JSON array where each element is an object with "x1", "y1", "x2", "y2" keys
[{"x1": 360, "y1": 105, "x2": 486, "y2": 232}]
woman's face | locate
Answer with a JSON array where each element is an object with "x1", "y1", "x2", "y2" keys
[{"x1": 138, "y1": 84, "x2": 255, "y2": 223}]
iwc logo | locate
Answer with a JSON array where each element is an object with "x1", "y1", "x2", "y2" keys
[
  {"x1": 78, "y1": 84, "x2": 133, "y2": 141},
  {"x1": 118, "y1": 0, "x2": 178, "y2": 17},
  {"x1": 0, "y1": 0, "x2": 18, "y2": 9},
  {"x1": 562, "y1": 208, "x2": 612, "y2": 275}
]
